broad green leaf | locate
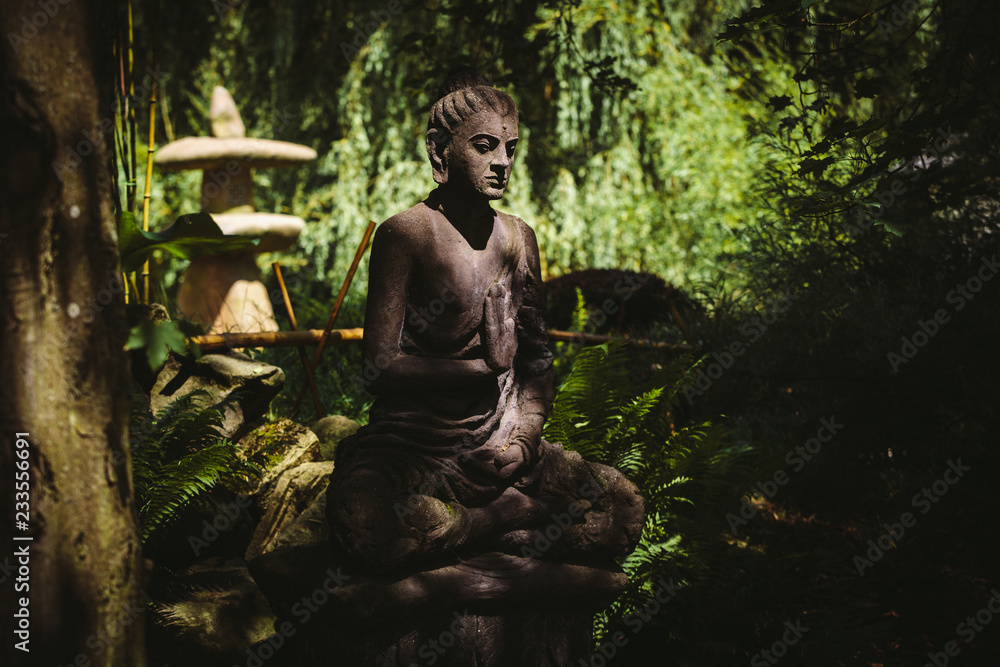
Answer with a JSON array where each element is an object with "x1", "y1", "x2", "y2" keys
[
  {"x1": 125, "y1": 320, "x2": 191, "y2": 370},
  {"x1": 119, "y1": 212, "x2": 257, "y2": 273}
]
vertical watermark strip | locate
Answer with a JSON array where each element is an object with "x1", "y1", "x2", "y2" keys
[{"x1": 12, "y1": 432, "x2": 33, "y2": 653}]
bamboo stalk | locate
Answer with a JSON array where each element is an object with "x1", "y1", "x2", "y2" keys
[
  {"x1": 127, "y1": 0, "x2": 137, "y2": 215},
  {"x1": 140, "y1": 0, "x2": 159, "y2": 303},
  {"x1": 291, "y1": 220, "x2": 377, "y2": 414},
  {"x1": 273, "y1": 262, "x2": 324, "y2": 418},
  {"x1": 191, "y1": 328, "x2": 364, "y2": 353},
  {"x1": 189, "y1": 328, "x2": 693, "y2": 353}
]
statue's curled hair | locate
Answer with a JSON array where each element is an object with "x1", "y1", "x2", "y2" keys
[{"x1": 426, "y1": 73, "x2": 517, "y2": 154}]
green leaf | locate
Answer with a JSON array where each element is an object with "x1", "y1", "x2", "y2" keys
[
  {"x1": 768, "y1": 95, "x2": 793, "y2": 112},
  {"x1": 125, "y1": 320, "x2": 191, "y2": 370},
  {"x1": 797, "y1": 157, "x2": 836, "y2": 178},
  {"x1": 119, "y1": 212, "x2": 257, "y2": 273}
]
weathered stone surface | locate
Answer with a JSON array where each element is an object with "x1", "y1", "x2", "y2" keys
[
  {"x1": 309, "y1": 415, "x2": 360, "y2": 461},
  {"x1": 148, "y1": 557, "x2": 276, "y2": 667},
  {"x1": 210, "y1": 85, "x2": 246, "y2": 139},
  {"x1": 248, "y1": 547, "x2": 622, "y2": 665},
  {"x1": 155, "y1": 85, "x2": 315, "y2": 335},
  {"x1": 245, "y1": 462, "x2": 333, "y2": 562},
  {"x1": 176, "y1": 252, "x2": 281, "y2": 334},
  {"x1": 239, "y1": 419, "x2": 323, "y2": 496},
  {"x1": 150, "y1": 351, "x2": 284, "y2": 440},
  {"x1": 211, "y1": 212, "x2": 305, "y2": 252},
  {"x1": 155, "y1": 137, "x2": 317, "y2": 170}
]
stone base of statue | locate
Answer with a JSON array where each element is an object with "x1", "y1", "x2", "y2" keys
[{"x1": 249, "y1": 543, "x2": 625, "y2": 666}]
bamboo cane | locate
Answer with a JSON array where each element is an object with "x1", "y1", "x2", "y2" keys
[
  {"x1": 190, "y1": 328, "x2": 364, "y2": 353},
  {"x1": 290, "y1": 220, "x2": 377, "y2": 414},
  {"x1": 189, "y1": 328, "x2": 693, "y2": 353},
  {"x1": 140, "y1": 0, "x2": 159, "y2": 303},
  {"x1": 273, "y1": 262, "x2": 324, "y2": 418}
]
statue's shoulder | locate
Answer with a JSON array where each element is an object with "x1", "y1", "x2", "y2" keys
[
  {"x1": 497, "y1": 211, "x2": 539, "y2": 249},
  {"x1": 375, "y1": 202, "x2": 438, "y2": 249}
]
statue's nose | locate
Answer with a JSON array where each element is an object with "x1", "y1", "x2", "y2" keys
[{"x1": 493, "y1": 149, "x2": 511, "y2": 169}]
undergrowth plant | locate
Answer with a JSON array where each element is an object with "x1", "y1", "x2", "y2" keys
[
  {"x1": 545, "y1": 342, "x2": 761, "y2": 663},
  {"x1": 130, "y1": 390, "x2": 261, "y2": 552}
]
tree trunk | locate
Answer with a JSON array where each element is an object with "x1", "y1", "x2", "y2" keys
[{"x1": 0, "y1": 1, "x2": 146, "y2": 665}]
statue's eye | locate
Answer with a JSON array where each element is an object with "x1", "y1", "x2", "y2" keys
[
  {"x1": 474, "y1": 142, "x2": 491, "y2": 154},
  {"x1": 506, "y1": 141, "x2": 518, "y2": 158}
]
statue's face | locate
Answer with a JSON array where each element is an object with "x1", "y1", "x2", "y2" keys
[{"x1": 444, "y1": 109, "x2": 519, "y2": 200}]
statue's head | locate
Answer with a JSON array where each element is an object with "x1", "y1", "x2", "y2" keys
[{"x1": 426, "y1": 74, "x2": 519, "y2": 200}]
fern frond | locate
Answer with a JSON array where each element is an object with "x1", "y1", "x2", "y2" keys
[{"x1": 139, "y1": 440, "x2": 242, "y2": 545}]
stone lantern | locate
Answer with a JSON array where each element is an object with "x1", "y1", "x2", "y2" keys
[{"x1": 156, "y1": 86, "x2": 316, "y2": 333}]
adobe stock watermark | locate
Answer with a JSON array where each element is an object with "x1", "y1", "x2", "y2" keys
[
  {"x1": 877, "y1": 0, "x2": 923, "y2": 38},
  {"x1": 579, "y1": 576, "x2": 683, "y2": 666},
  {"x1": 200, "y1": 160, "x2": 243, "y2": 210},
  {"x1": 518, "y1": 479, "x2": 605, "y2": 559},
  {"x1": 683, "y1": 290, "x2": 799, "y2": 404},
  {"x1": 923, "y1": 589, "x2": 1000, "y2": 667},
  {"x1": 853, "y1": 458, "x2": 971, "y2": 576},
  {"x1": 346, "y1": 280, "x2": 461, "y2": 393},
  {"x1": 233, "y1": 567, "x2": 351, "y2": 667},
  {"x1": 887, "y1": 254, "x2": 999, "y2": 373},
  {"x1": 844, "y1": 126, "x2": 952, "y2": 237},
  {"x1": 727, "y1": 417, "x2": 843, "y2": 531},
  {"x1": 6, "y1": 0, "x2": 75, "y2": 53},
  {"x1": 750, "y1": 618, "x2": 810, "y2": 666}
]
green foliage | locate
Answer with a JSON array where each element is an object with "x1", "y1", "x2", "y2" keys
[
  {"x1": 138, "y1": 0, "x2": 767, "y2": 301},
  {"x1": 125, "y1": 319, "x2": 202, "y2": 371},
  {"x1": 545, "y1": 342, "x2": 759, "y2": 661},
  {"x1": 130, "y1": 390, "x2": 260, "y2": 550},
  {"x1": 259, "y1": 288, "x2": 372, "y2": 423},
  {"x1": 525, "y1": 0, "x2": 767, "y2": 284},
  {"x1": 118, "y1": 211, "x2": 257, "y2": 273}
]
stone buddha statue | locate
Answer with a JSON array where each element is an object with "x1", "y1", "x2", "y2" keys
[{"x1": 325, "y1": 74, "x2": 644, "y2": 574}]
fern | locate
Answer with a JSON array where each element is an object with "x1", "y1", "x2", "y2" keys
[
  {"x1": 130, "y1": 390, "x2": 261, "y2": 550},
  {"x1": 545, "y1": 341, "x2": 759, "y2": 661}
]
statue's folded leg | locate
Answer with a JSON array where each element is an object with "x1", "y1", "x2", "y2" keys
[
  {"x1": 326, "y1": 460, "x2": 562, "y2": 573},
  {"x1": 503, "y1": 440, "x2": 645, "y2": 560}
]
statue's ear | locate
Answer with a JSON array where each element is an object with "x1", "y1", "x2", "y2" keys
[{"x1": 426, "y1": 129, "x2": 448, "y2": 184}]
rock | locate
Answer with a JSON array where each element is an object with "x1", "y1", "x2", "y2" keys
[
  {"x1": 239, "y1": 419, "x2": 323, "y2": 497},
  {"x1": 150, "y1": 351, "x2": 284, "y2": 440},
  {"x1": 245, "y1": 461, "x2": 334, "y2": 562},
  {"x1": 309, "y1": 415, "x2": 360, "y2": 461},
  {"x1": 148, "y1": 557, "x2": 276, "y2": 667}
]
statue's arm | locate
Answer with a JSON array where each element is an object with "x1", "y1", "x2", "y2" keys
[
  {"x1": 362, "y1": 217, "x2": 496, "y2": 394},
  {"x1": 510, "y1": 220, "x2": 555, "y2": 448}
]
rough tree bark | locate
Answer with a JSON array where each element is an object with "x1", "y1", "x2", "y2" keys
[{"x1": 0, "y1": 1, "x2": 146, "y2": 666}]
